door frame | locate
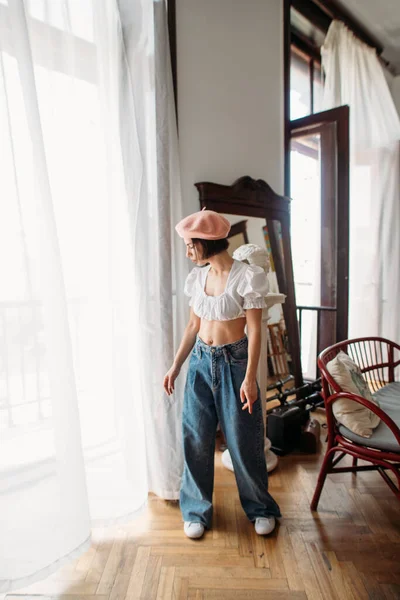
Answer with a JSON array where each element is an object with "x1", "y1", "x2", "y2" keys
[{"x1": 290, "y1": 106, "x2": 350, "y2": 345}]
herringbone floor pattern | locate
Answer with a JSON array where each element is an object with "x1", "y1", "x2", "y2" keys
[{"x1": 5, "y1": 411, "x2": 400, "y2": 600}]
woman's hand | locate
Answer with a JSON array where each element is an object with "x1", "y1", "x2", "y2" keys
[
  {"x1": 240, "y1": 376, "x2": 258, "y2": 414},
  {"x1": 163, "y1": 364, "x2": 181, "y2": 396}
]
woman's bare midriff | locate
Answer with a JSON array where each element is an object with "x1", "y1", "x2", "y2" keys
[{"x1": 198, "y1": 316, "x2": 247, "y2": 346}]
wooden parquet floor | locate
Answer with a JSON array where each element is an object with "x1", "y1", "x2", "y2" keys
[{"x1": 6, "y1": 411, "x2": 400, "y2": 600}]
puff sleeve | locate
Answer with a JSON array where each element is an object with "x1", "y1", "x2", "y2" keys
[
  {"x1": 183, "y1": 267, "x2": 199, "y2": 306},
  {"x1": 237, "y1": 264, "x2": 269, "y2": 310}
]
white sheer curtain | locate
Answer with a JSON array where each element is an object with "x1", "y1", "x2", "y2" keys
[
  {"x1": 321, "y1": 21, "x2": 400, "y2": 342},
  {"x1": 0, "y1": 0, "x2": 187, "y2": 592}
]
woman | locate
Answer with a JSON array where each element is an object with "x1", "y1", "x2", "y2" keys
[{"x1": 164, "y1": 208, "x2": 281, "y2": 539}]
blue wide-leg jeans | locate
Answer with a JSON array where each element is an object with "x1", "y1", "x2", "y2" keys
[{"x1": 179, "y1": 334, "x2": 281, "y2": 529}]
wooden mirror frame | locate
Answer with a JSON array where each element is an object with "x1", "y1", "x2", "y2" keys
[
  {"x1": 195, "y1": 175, "x2": 304, "y2": 392},
  {"x1": 228, "y1": 219, "x2": 249, "y2": 244}
]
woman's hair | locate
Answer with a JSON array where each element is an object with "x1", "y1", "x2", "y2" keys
[{"x1": 192, "y1": 237, "x2": 229, "y2": 260}]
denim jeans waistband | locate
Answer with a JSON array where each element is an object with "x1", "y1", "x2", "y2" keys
[{"x1": 195, "y1": 334, "x2": 248, "y2": 358}]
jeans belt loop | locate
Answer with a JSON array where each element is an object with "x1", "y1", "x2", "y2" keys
[
  {"x1": 197, "y1": 343, "x2": 202, "y2": 359},
  {"x1": 222, "y1": 347, "x2": 229, "y2": 363}
]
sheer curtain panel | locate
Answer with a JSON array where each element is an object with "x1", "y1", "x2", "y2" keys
[
  {"x1": 322, "y1": 21, "x2": 400, "y2": 343},
  {"x1": 0, "y1": 0, "x2": 187, "y2": 592}
]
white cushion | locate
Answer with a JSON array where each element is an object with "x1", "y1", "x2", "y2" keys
[{"x1": 326, "y1": 351, "x2": 381, "y2": 438}]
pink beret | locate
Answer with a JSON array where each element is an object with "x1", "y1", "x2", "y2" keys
[{"x1": 175, "y1": 208, "x2": 231, "y2": 240}]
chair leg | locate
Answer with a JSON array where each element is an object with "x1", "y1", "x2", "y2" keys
[
  {"x1": 311, "y1": 448, "x2": 335, "y2": 511},
  {"x1": 352, "y1": 457, "x2": 358, "y2": 471},
  {"x1": 381, "y1": 463, "x2": 400, "y2": 500}
]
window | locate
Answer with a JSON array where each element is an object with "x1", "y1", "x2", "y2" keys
[{"x1": 290, "y1": 45, "x2": 323, "y2": 119}]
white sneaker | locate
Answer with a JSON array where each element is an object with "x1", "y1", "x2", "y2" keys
[
  {"x1": 184, "y1": 521, "x2": 205, "y2": 539},
  {"x1": 254, "y1": 517, "x2": 276, "y2": 535}
]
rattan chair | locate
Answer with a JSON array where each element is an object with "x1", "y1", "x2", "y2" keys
[{"x1": 311, "y1": 337, "x2": 400, "y2": 510}]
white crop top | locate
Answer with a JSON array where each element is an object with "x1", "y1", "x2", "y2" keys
[{"x1": 184, "y1": 259, "x2": 269, "y2": 321}]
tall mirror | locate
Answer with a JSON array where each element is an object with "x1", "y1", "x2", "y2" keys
[
  {"x1": 195, "y1": 176, "x2": 304, "y2": 395},
  {"x1": 224, "y1": 215, "x2": 290, "y2": 380}
]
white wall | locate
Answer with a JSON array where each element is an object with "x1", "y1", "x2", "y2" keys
[{"x1": 176, "y1": 0, "x2": 284, "y2": 215}]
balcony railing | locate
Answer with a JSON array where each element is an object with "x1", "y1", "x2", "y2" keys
[{"x1": 0, "y1": 299, "x2": 83, "y2": 429}]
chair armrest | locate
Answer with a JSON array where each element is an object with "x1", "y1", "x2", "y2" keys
[{"x1": 327, "y1": 392, "x2": 400, "y2": 445}]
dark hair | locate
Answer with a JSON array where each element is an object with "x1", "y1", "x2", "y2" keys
[{"x1": 192, "y1": 237, "x2": 229, "y2": 259}]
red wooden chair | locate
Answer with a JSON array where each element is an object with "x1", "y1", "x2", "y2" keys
[{"x1": 311, "y1": 337, "x2": 400, "y2": 510}]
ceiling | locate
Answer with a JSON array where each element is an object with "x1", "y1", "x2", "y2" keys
[{"x1": 335, "y1": 0, "x2": 400, "y2": 74}]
